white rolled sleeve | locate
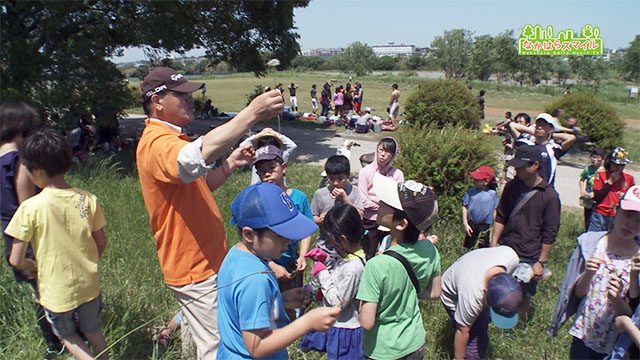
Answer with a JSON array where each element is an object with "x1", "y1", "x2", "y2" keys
[{"x1": 176, "y1": 136, "x2": 217, "y2": 183}]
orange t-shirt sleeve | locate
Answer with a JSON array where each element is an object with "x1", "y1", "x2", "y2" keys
[{"x1": 148, "y1": 132, "x2": 187, "y2": 184}]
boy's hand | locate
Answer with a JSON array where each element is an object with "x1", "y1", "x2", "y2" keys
[
  {"x1": 303, "y1": 306, "x2": 340, "y2": 331},
  {"x1": 585, "y1": 257, "x2": 602, "y2": 274},
  {"x1": 282, "y1": 288, "x2": 312, "y2": 309},
  {"x1": 296, "y1": 256, "x2": 308, "y2": 271},
  {"x1": 318, "y1": 213, "x2": 326, "y2": 223},
  {"x1": 425, "y1": 234, "x2": 439, "y2": 244},
  {"x1": 22, "y1": 258, "x2": 37, "y2": 280},
  {"x1": 330, "y1": 187, "x2": 347, "y2": 200},
  {"x1": 269, "y1": 262, "x2": 291, "y2": 279},
  {"x1": 463, "y1": 223, "x2": 473, "y2": 237}
]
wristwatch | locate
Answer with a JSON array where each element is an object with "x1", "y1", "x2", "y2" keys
[{"x1": 536, "y1": 260, "x2": 547, "y2": 268}]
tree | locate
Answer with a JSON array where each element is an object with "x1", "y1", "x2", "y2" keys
[
  {"x1": 568, "y1": 57, "x2": 607, "y2": 84},
  {"x1": 431, "y1": 29, "x2": 474, "y2": 78},
  {"x1": 492, "y1": 30, "x2": 519, "y2": 83},
  {"x1": 551, "y1": 58, "x2": 572, "y2": 86},
  {"x1": 374, "y1": 56, "x2": 398, "y2": 71},
  {"x1": 0, "y1": 0, "x2": 308, "y2": 128},
  {"x1": 469, "y1": 35, "x2": 495, "y2": 81},
  {"x1": 338, "y1": 42, "x2": 376, "y2": 76},
  {"x1": 291, "y1": 55, "x2": 326, "y2": 71},
  {"x1": 620, "y1": 34, "x2": 640, "y2": 81},
  {"x1": 403, "y1": 52, "x2": 427, "y2": 70}
]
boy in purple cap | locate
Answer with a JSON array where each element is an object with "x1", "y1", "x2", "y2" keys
[
  {"x1": 217, "y1": 182, "x2": 340, "y2": 359},
  {"x1": 440, "y1": 246, "x2": 523, "y2": 359},
  {"x1": 253, "y1": 145, "x2": 314, "y2": 316},
  {"x1": 356, "y1": 174, "x2": 441, "y2": 359}
]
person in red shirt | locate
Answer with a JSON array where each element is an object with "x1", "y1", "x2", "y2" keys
[{"x1": 589, "y1": 147, "x2": 635, "y2": 232}]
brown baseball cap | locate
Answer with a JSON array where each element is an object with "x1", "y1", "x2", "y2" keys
[{"x1": 140, "y1": 67, "x2": 204, "y2": 101}]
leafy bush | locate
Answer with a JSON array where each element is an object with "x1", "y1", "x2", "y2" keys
[
  {"x1": 404, "y1": 79, "x2": 480, "y2": 129},
  {"x1": 544, "y1": 90, "x2": 624, "y2": 149},
  {"x1": 394, "y1": 125, "x2": 498, "y2": 219}
]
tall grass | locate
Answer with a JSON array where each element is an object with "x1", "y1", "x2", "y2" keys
[{"x1": 0, "y1": 151, "x2": 599, "y2": 359}]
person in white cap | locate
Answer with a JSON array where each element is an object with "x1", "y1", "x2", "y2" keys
[{"x1": 507, "y1": 112, "x2": 576, "y2": 185}]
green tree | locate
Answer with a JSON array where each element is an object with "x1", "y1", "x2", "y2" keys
[
  {"x1": 337, "y1": 42, "x2": 377, "y2": 76},
  {"x1": 568, "y1": 56, "x2": 607, "y2": 84},
  {"x1": 374, "y1": 56, "x2": 398, "y2": 71},
  {"x1": 469, "y1": 35, "x2": 495, "y2": 81},
  {"x1": 552, "y1": 58, "x2": 572, "y2": 87},
  {"x1": 620, "y1": 34, "x2": 640, "y2": 81},
  {"x1": 291, "y1": 55, "x2": 326, "y2": 71},
  {"x1": 403, "y1": 52, "x2": 427, "y2": 70},
  {"x1": 431, "y1": 29, "x2": 474, "y2": 78},
  {"x1": 492, "y1": 30, "x2": 519, "y2": 83},
  {"x1": 1, "y1": 0, "x2": 308, "y2": 128}
]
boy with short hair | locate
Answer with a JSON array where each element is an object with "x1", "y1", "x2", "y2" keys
[
  {"x1": 253, "y1": 145, "x2": 313, "y2": 297},
  {"x1": 312, "y1": 154, "x2": 364, "y2": 224},
  {"x1": 357, "y1": 174, "x2": 442, "y2": 359},
  {"x1": 217, "y1": 182, "x2": 340, "y2": 359},
  {"x1": 7, "y1": 129, "x2": 109, "y2": 359}
]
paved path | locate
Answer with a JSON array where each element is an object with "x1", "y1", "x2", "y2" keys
[{"x1": 121, "y1": 115, "x2": 638, "y2": 208}]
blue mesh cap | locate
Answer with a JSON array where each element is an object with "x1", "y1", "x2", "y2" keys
[
  {"x1": 230, "y1": 182, "x2": 318, "y2": 241},
  {"x1": 487, "y1": 273, "x2": 523, "y2": 329}
]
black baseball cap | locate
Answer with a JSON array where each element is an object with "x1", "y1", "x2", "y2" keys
[
  {"x1": 140, "y1": 67, "x2": 204, "y2": 101},
  {"x1": 508, "y1": 145, "x2": 543, "y2": 168}
]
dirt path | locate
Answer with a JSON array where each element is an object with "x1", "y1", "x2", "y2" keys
[{"x1": 120, "y1": 115, "x2": 638, "y2": 208}]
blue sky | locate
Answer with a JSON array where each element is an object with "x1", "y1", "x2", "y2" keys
[{"x1": 113, "y1": 0, "x2": 639, "y2": 63}]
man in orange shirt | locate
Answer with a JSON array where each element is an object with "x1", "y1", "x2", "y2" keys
[{"x1": 136, "y1": 67, "x2": 283, "y2": 359}]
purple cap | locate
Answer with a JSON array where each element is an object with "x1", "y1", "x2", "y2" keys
[
  {"x1": 487, "y1": 273, "x2": 523, "y2": 329},
  {"x1": 253, "y1": 145, "x2": 284, "y2": 165},
  {"x1": 230, "y1": 182, "x2": 317, "y2": 241}
]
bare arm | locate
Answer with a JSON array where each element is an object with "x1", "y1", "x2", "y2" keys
[
  {"x1": 15, "y1": 162, "x2": 36, "y2": 203},
  {"x1": 296, "y1": 236, "x2": 312, "y2": 271},
  {"x1": 206, "y1": 144, "x2": 255, "y2": 191},
  {"x1": 359, "y1": 301, "x2": 378, "y2": 331},
  {"x1": 420, "y1": 276, "x2": 442, "y2": 300},
  {"x1": 490, "y1": 222, "x2": 504, "y2": 247},
  {"x1": 200, "y1": 90, "x2": 283, "y2": 164},
  {"x1": 242, "y1": 306, "x2": 339, "y2": 358},
  {"x1": 508, "y1": 122, "x2": 532, "y2": 139},
  {"x1": 579, "y1": 178, "x2": 588, "y2": 196},
  {"x1": 9, "y1": 240, "x2": 36, "y2": 278},
  {"x1": 92, "y1": 228, "x2": 107, "y2": 257},
  {"x1": 454, "y1": 325, "x2": 471, "y2": 360},
  {"x1": 553, "y1": 132, "x2": 576, "y2": 152}
]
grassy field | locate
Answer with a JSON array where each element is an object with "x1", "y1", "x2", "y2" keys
[{"x1": 1, "y1": 150, "x2": 585, "y2": 359}]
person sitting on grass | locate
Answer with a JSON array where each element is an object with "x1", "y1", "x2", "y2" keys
[
  {"x1": 7, "y1": 129, "x2": 109, "y2": 359},
  {"x1": 253, "y1": 145, "x2": 313, "y2": 319},
  {"x1": 217, "y1": 182, "x2": 340, "y2": 359},
  {"x1": 356, "y1": 174, "x2": 441, "y2": 360}
]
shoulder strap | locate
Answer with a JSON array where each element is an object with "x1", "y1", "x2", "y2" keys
[
  {"x1": 510, "y1": 189, "x2": 539, "y2": 219},
  {"x1": 384, "y1": 250, "x2": 420, "y2": 296}
]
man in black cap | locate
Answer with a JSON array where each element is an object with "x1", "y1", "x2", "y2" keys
[
  {"x1": 490, "y1": 144, "x2": 561, "y2": 319},
  {"x1": 136, "y1": 66, "x2": 283, "y2": 359}
]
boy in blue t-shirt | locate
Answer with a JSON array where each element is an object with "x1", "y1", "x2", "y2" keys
[
  {"x1": 462, "y1": 165, "x2": 499, "y2": 249},
  {"x1": 217, "y1": 182, "x2": 340, "y2": 359}
]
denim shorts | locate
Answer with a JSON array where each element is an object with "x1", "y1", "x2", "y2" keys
[{"x1": 45, "y1": 295, "x2": 103, "y2": 338}]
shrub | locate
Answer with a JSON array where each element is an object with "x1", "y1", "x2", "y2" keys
[
  {"x1": 394, "y1": 125, "x2": 498, "y2": 220},
  {"x1": 404, "y1": 79, "x2": 480, "y2": 129},
  {"x1": 544, "y1": 90, "x2": 624, "y2": 149},
  {"x1": 127, "y1": 85, "x2": 142, "y2": 108}
]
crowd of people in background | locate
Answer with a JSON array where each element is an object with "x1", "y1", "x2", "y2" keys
[{"x1": 1, "y1": 65, "x2": 639, "y2": 360}]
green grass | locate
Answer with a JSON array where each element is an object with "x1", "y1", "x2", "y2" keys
[{"x1": 1, "y1": 149, "x2": 588, "y2": 359}]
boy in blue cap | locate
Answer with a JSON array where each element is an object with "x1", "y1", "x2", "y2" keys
[
  {"x1": 441, "y1": 246, "x2": 523, "y2": 359},
  {"x1": 217, "y1": 182, "x2": 340, "y2": 359}
]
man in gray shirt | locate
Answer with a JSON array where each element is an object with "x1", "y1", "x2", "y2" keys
[{"x1": 440, "y1": 246, "x2": 522, "y2": 360}]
